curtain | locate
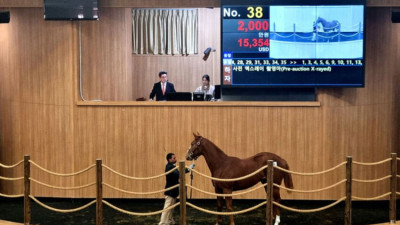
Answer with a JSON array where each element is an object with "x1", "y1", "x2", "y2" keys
[{"x1": 132, "y1": 9, "x2": 198, "y2": 55}]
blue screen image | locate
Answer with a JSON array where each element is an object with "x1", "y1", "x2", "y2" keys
[
  {"x1": 221, "y1": 1, "x2": 365, "y2": 87},
  {"x1": 269, "y1": 5, "x2": 363, "y2": 59}
]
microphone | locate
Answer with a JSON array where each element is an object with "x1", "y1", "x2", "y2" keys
[{"x1": 203, "y1": 86, "x2": 208, "y2": 100}]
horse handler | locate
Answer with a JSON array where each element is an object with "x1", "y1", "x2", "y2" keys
[{"x1": 159, "y1": 153, "x2": 195, "y2": 225}]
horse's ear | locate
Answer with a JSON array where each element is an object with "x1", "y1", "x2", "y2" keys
[
  {"x1": 196, "y1": 131, "x2": 201, "y2": 136},
  {"x1": 193, "y1": 132, "x2": 197, "y2": 138}
]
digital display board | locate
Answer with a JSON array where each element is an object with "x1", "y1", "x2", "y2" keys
[
  {"x1": 221, "y1": 0, "x2": 365, "y2": 87},
  {"x1": 44, "y1": 0, "x2": 99, "y2": 20}
]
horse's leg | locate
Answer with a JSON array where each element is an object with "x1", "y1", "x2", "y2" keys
[
  {"x1": 215, "y1": 188, "x2": 223, "y2": 225},
  {"x1": 312, "y1": 33, "x2": 316, "y2": 42},
  {"x1": 261, "y1": 177, "x2": 271, "y2": 222},
  {"x1": 273, "y1": 186, "x2": 281, "y2": 225},
  {"x1": 216, "y1": 196, "x2": 223, "y2": 225},
  {"x1": 224, "y1": 189, "x2": 235, "y2": 225}
]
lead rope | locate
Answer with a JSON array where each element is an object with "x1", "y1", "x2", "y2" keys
[
  {"x1": 190, "y1": 137, "x2": 202, "y2": 199},
  {"x1": 190, "y1": 160, "x2": 194, "y2": 199}
]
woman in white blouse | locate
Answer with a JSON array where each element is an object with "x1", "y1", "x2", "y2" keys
[{"x1": 195, "y1": 74, "x2": 215, "y2": 97}]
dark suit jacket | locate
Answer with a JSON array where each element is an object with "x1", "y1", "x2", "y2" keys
[
  {"x1": 164, "y1": 163, "x2": 180, "y2": 197},
  {"x1": 164, "y1": 163, "x2": 190, "y2": 198},
  {"x1": 149, "y1": 82, "x2": 176, "y2": 101}
]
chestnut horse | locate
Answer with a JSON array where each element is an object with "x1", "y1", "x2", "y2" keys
[
  {"x1": 315, "y1": 17, "x2": 340, "y2": 33},
  {"x1": 186, "y1": 134, "x2": 293, "y2": 225}
]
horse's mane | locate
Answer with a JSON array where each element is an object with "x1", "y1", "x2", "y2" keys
[
  {"x1": 203, "y1": 137, "x2": 228, "y2": 155},
  {"x1": 316, "y1": 17, "x2": 327, "y2": 23}
]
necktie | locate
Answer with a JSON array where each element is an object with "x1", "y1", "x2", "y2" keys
[{"x1": 162, "y1": 84, "x2": 165, "y2": 95}]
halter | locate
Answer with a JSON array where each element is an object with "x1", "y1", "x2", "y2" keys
[
  {"x1": 196, "y1": 137, "x2": 203, "y2": 147},
  {"x1": 188, "y1": 137, "x2": 203, "y2": 160},
  {"x1": 192, "y1": 137, "x2": 203, "y2": 152}
]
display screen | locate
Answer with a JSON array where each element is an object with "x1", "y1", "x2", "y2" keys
[
  {"x1": 221, "y1": 0, "x2": 365, "y2": 87},
  {"x1": 44, "y1": 0, "x2": 99, "y2": 20}
]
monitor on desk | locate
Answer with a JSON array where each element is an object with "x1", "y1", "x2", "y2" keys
[
  {"x1": 193, "y1": 92, "x2": 205, "y2": 101},
  {"x1": 166, "y1": 92, "x2": 192, "y2": 101},
  {"x1": 214, "y1": 85, "x2": 221, "y2": 99}
]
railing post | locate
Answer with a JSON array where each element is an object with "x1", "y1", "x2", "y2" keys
[
  {"x1": 293, "y1": 24, "x2": 296, "y2": 41},
  {"x1": 345, "y1": 156, "x2": 352, "y2": 225},
  {"x1": 179, "y1": 161, "x2": 187, "y2": 225},
  {"x1": 96, "y1": 159, "x2": 103, "y2": 225},
  {"x1": 24, "y1": 155, "x2": 31, "y2": 225},
  {"x1": 389, "y1": 153, "x2": 397, "y2": 224},
  {"x1": 266, "y1": 160, "x2": 274, "y2": 225}
]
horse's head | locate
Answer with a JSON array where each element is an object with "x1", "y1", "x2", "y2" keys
[
  {"x1": 313, "y1": 21, "x2": 324, "y2": 33},
  {"x1": 186, "y1": 133, "x2": 204, "y2": 161}
]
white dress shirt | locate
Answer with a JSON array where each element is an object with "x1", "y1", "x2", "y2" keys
[{"x1": 195, "y1": 85, "x2": 215, "y2": 96}]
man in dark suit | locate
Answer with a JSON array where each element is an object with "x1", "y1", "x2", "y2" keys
[
  {"x1": 159, "y1": 153, "x2": 194, "y2": 225},
  {"x1": 150, "y1": 71, "x2": 176, "y2": 101}
]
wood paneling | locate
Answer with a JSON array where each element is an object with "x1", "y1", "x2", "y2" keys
[
  {"x1": 0, "y1": 0, "x2": 219, "y2": 8},
  {"x1": 1, "y1": 0, "x2": 400, "y2": 8},
  {"x1": 367, "y1": 0, "x2": 400, "y2": 7},
  {"x1": 99, "y1": 0, "x2": 219, "y2": 8},
  {"x1": 81, "y1": 8, "x2": 220, "y2": 101},
  {"x1": 76, "y1": 101, "x2": 321, "y2": 107},
  {"x1": 0, "y1": 8, "x2": 76, "y2": 196},
  {"x1": 81, "y1": 8, "x2": 133, "y2": 101},
  {"x1": 0, "y1": 1, "x2": 42, "y2": 7},
  {"x1": 1, "y1": 7, "x2": 400, "y2": 200}
]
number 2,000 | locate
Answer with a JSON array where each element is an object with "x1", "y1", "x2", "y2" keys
[{"x1": 238, "y1": 20, "x2": 269, "y2": 32}]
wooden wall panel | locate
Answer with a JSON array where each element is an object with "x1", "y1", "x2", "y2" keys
[
  {"x1": 0, "y1": 0, "x2": 219, "y2": 8},
  {"x1": 0, "y1": 7, "x2": 399, "y2": 200},
  {"x1": 0, "y1": 8, "x2": 76, "y2": 197},
  {"x1": 1, "y1": 0, "x2": 400, "y2": 8},
  {"x1": 81, "y1": 8, "x2": 220, "y2": 101},
  {"x1": 70, "y1": 103, "x2": 396, "y2": 200},
  {"x1": 0, "y1": 1, "x2": 42, "y2": 7},
  {"x1": 8, "y1": 9, "x2": 74, "y2": 104},
  {"x1": 81, "y1": 8, "x2": 133, "y2": 101},
  {"x1": 99, "y1": 0, "x2": 219, "y2": 8},
  {"x1": 0, "y1": 20, "x2": 11, "y2": 193},
  {"x1": 0, "y1": 10, "x2": 10, "y2": 100}
]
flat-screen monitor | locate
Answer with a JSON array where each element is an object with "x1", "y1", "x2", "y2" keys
[
  {"x1": 166, "y1": 92, "x2": 192, "y2": 101},
  {"x1": 214, "y1": 85, "x2": 221, "y2": 99},
  {"x1": 44, "y1": 0, "x2": 99, "y2": 20},
  {"x1": 193, "y1": 92, "x2": 205, "y2": 101},
  {"x1": 221, "y1": 0, "x2": 365, "y2": 87}
]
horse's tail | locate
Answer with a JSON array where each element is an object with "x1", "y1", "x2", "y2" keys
[{"x1": 283, "y1": 162, "x2": 294, "y2": 193}]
